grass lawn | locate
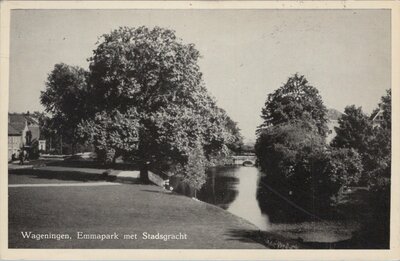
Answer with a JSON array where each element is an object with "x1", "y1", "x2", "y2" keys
[
  {"x1": 8, "y1": 170, "x2": 266, "y2": 249},
  {"x1": 10, "y1": 166, "x2": 378, "y2": 249}
]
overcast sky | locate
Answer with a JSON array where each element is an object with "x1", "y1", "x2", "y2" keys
[{"x1": 9, "y1": 9, "x2": 391, "y2": 142}]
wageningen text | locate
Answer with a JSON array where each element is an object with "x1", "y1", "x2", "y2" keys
[{"x1": 20, "y1": 231, "x2": 188, "y2": 241}]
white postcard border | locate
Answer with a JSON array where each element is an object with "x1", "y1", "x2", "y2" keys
[{"x1": 1, "y1": 1, "x2": 399, "y2": 260}]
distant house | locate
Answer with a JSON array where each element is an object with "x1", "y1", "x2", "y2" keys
[
  {"x1": 326, "y1": 108, "x2": 343, "y2": 144},
  {"x1": 8, "y1": 113, "x2": 41, "y2": 161},
  {"x1": 371, "y1": 108, "x2": 385, "y2": 128}
]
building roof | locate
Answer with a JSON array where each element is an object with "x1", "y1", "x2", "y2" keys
[
  {"x1": 8, "y1": 124, "x2": 20, "y2": 136},
  {"x1": 25, "y1": 115, "x2": 39, "y2": 125},
  {"x1": 327, "y1": 108, "x2": 344, "y2": 121},
  {"x1": 371, "y1": 109, "x2": 383, "y2": 121},
  {"x1": 9, "y1": 122, "x2": 26, "y2": 135},
  {"x1": 8, "y1": 113, "x2": 40, "y2": 136}
]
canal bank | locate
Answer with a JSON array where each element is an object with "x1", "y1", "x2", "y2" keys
[
  {"x1": 170, "y1": 166, "x2": 364, "y2": 248},
  {"x1": 9, "y1": 165, "x2": 272, "y2": 248},
  {"x1": 9, "y1": 162, "x2": 358, "y2": 249}
]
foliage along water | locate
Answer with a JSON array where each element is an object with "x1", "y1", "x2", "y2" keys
[{"x1": 171, "y1": 166, "x2": 360, "y2": 243}]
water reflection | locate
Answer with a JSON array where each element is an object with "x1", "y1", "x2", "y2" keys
[
  {"x1": 197, "y1": 168, "x2": 239, "y2": 210},
  {"x1": 170, "y1": 167, "x2": 239, "y2": 209},
  {"x1": 171, "y1": 166, "x2": 359, "y2": 243},
  {"x1": 173, "y1": 166, "x2": 333, "y2": 226},
  {"x1": 224, "y1": 168, "x2": 271, "y2": 230},
  {"x1": 197, "y1": 166, "x2": 270, "y2": 230},
  {"x1": 256, "y1": 174, "x2": 314, "y2": 223}
]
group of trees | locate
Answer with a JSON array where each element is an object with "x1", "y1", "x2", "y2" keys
[
  {"x1": 40, "y1": 26, "x2": 243, "y2": 190},
  {"x1": 331, "y1": 90, "x2": 391, "y2": 247},
  {"x1": 331, "y1": 91, "x2": 391, "y2": 189},
  {"x1": 255, "y1": 73, "x2": 391, "y2": 217}
]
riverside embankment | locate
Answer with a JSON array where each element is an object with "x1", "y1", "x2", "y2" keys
[{"x1": 8, "y1": 164, "x2": 268, "y2": 248}]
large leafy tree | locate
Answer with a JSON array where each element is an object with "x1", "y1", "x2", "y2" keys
[
  {"x1": 255, "y1": 120, "x2": 362, "y2": 212},
  {"x1": 327, "y1": 90, "x2": 391, "y2": 248},
  {"x1": 331, "y1": 90, "x2": 391, "y2": 185},
  {"x1": 87, "y1": 26, "x2": 204, "y2": 114},
  {"x1": 367, "y1": 89, "x2": 391, "y2": 185},
  {"x1": 40, "y1": 63, "x2": 89, "y2": 153},
  {"x1": 256, "y1": 73, "x2": 329, "y2": 178},
  {"x1": 256, "y1": 120, "x2": 325, "y2": 178},
  {"x1": 78, "y1": 109, "x2": 140, "y2": 163},
  {"x1": 362, "y1": 89, "x2": 391, "y2": 249},
  {"x1": 77, "y1": 26, "x2": 237, "y2": 189},
  {"x1": 41, "y1": 26, "x2": 241, "y2": 190},
  {"x1": 258, "y1": 73, "x2": 328, "y2": 137},
  {"x1": 331, "y1": 105, "x2": 374, "y2": 155},
  {"x1": 255, "y1": 74, "x2": 363, "y2": 213}
]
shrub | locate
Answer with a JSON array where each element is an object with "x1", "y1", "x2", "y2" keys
[
  {"x1": 172, "y1": 142, "x2": 207, "y2": 192},
  {"x1": 256, "y1": 120, "x2": 363, "y2": 213}
]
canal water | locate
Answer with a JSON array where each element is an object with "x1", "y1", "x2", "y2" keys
[
  {"x1": 197, "y1": 166, "x2": 271, "y2": 230},
  {"x1": 192, "y1": 166, "x2": 360, "y2": 243}
]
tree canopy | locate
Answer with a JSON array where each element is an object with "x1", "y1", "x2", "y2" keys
[
  {"x1": 40, "y1": 63, "x2": 89, "y2": 153},
  {"x1": 78, "y1": 109, "x2": 140, "y2": 163},
  {"x1": 331, "y1": 90, "x2": 391, "y2": 247},
  {"x1": 255, "y1": 120, "x2": 325, "y2": 178},
  {"x1": 84, "y1": 27, "x2": 238, "y2": 173},
  {"x1": 255, "y1": 74, "x2": 363, "y2": 212},
  {"x1": 331, "y1": 90, "x2": 391, "y2": 187},
  {"x1": 87, "y1": 26, "x2": 204, "y2": 114},
  {"x1": 41, "y1": 26, "x2": 242, "y2": 190},
  {"x1": 258, "y1": 73, "x2": 328, "y2": 137},
  {"x1": 331, "y1": 105, "x2": 374, "y2": 155},
  {"x1": 255, "y1": 119, "x2": 363, "y2": 211}
]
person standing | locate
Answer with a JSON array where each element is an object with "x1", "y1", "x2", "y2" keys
[
  {"x1": 23, "y1": 149, "x2": 28, "y2": 161},
  {"x1": 18, "y1": 149, "x2": 24, "y2": 165}
]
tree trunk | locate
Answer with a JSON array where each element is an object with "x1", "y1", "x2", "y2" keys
[{"x1": 60, "y1": 135, "x2": 63, "y2": 155}]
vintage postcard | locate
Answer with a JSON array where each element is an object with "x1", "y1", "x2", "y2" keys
[{"x1": 0, "y1": 1, "x2": 399, "y2": 260}]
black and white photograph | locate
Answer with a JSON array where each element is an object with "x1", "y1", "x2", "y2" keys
[{"x1": 1, "y1": 1, "x2": 399, "y2": 259}]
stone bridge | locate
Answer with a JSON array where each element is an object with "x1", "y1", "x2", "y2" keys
[{"x1": 231, "y1": 155, "x2": 256, "y2": 166}]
